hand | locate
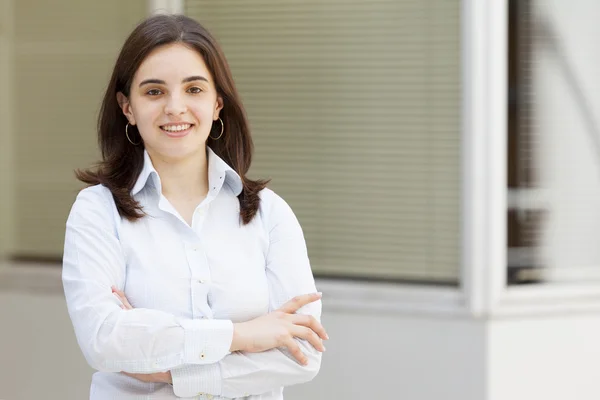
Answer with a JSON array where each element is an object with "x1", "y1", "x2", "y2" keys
[
  {"x1": 112, "y1": 286, "x2": 133, "y2": 310},
  {"x1": 230, "y1": 293, "x2": 328, "y2": 365},
  {"x1": 112, "y1": 287, "x2": 171, "y2": 384}
]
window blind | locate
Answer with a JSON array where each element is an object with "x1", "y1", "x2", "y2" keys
[{"x1": 186, "y1": 0, "x2": 462, "y2": 283}]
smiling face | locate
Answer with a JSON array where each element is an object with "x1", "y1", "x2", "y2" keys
[{"x1": 117, "y1": 42, "x2": 223, "y2": 162}]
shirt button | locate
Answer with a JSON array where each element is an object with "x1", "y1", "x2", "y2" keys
[
  {"x1": 200, "y1": 353, "x2": 206, "y2": 359},
  {"x1": 198, "y1": 279, "x2": 205, "y2": 284}
]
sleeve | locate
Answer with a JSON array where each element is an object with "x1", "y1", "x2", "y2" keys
[
  {"x1": 170, "y1": 190, "x2": 322, "y2": 398},
  {"x1": 61, "y1": 187, "x2": 234, "y2": 374}
]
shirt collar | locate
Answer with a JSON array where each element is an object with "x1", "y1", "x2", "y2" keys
[{"x1": 131, "y1": 147, "x2": 243, "y2": 197}]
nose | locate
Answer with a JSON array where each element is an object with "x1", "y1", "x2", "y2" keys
[{"x1": 164, "y1": 93, "x2": 187, "y2": 116}]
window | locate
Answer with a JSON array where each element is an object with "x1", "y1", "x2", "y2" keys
[
  {"x1": 186, "y1": 0, "x2": 462, "y2": 284},
  {"x1": 507, "y1": 0, "x2": 600, "y2": 285}
]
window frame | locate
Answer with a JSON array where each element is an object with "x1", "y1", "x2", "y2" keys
[{"x1": 154, "y1": 0, "x2": 600, "y2": 318}]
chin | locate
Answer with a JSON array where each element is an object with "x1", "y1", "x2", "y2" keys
[{"x1": 149, "y1": 140, "x2": 206, "y2": 161}]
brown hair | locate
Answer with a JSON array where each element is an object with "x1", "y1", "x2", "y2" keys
[{"x1": 77, "y1": 14, "x2": 268, "y2": 224}]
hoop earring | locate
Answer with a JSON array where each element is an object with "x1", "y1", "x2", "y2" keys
[
  {"x1": 125, "y1": 123, "x2": 141, "y2": 146},
  {"x1": 210, "y1": 118, "x2": 224, "y2": 140}
]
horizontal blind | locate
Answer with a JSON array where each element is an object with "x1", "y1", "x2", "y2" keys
[
  {"x1": 13, "y1": 0, "x2": 147, "y2": 257},
  {"x1": 187, "y1": 0, "x2": 461, "y2": 283}
]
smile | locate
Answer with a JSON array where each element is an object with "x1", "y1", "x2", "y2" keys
[{"x1": 160, "y1": 123, "x2": 194, "y2": 137}]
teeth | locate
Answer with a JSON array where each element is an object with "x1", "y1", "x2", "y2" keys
[{"x1": 162, "y1": 124, "x2": 191, "y2": 132}]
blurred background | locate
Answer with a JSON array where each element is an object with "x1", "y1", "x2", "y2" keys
[{"x1": 1, "y1": 0, "x2": 600, "y2": 399}]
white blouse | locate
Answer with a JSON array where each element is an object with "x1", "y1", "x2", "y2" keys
[{"x1": 62, "y1": 147, "x2": 322, "y2": 399}]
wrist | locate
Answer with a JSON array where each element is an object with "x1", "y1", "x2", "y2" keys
[{"x1": 230, "y1": 322, "x2": 245, "y2": 352}]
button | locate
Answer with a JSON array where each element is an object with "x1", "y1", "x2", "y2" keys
[
  {"x1": 200, "y1": 353, "x2": 206, "y2": 359},
  {"x1": 196, "y1": 208, "x2": 205, "y2": 216},
  {"x1": 187, "y1": 243, "x2": 200, "y2": 251},
  {"x1": 152, "y1": 361, "x2": 159, "y2": 368},
  {"x1": 198, "y1": 279, "x2": 206, "y2": 284}
]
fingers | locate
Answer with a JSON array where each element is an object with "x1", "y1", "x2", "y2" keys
[
  {"x1": 278, "y1": 292, "x2": 322, "y2": 314},
  {"x1": 111, "y1": 286, "x2": 133, "y2": 310},
  {"x1": 290, "y1": 325, "x2": 326, "y2": 353},
  {"x1": 283, "y1": 336, "x2": 309, "y2": 366},
  {"x1": 288, "y1": 314, "x2": 329, "y2": 340}
]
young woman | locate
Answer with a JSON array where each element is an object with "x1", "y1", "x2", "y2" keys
[{"x1": 62, "y1": 14, "x2": 327, "y2": 399}]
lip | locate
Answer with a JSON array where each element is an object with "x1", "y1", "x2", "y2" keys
[{"x1": 160, "y1": 123, "x2": 194, "y2": 138}]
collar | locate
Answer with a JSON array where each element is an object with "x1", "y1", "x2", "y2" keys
[{"x1": 131, "y1": 147, "x2": 243, "y2": 197}]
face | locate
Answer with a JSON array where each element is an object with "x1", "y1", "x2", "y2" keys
[{"x1": 117, "y1": 43, "x2": 223, "y2": 162}]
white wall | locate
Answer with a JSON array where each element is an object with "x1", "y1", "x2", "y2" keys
[
  {"x1": 0, "y1": 268, "x2": 487, "y2": 400},
  {"x1": 489, "y1": 314, "x2": 600, "y2": 400},
  {"x1": 6, "y1": 267, "x2": 600, "y2": 400},
  {"x1": 294, "y1": 310, "x2": 486, "y2": 400}
]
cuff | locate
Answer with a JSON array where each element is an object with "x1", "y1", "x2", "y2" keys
[
  {"x1": 179, "y1": 319, "x2": 233, "y2": 364},
  {"x1": 171, "y1": 363, "x2": 222, "y2": 398}
]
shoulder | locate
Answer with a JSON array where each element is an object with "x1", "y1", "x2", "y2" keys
[
  {"x1": 258, "y1": 188, "x2": 302, "y2": 231},
  {"x1": 68, "y1": 184, "x2": 118, "y2": 225},
  {"x1": 73, "y1": 184, "x2": 113, "y2": 209},
  {"x1": 259, "y1": 187, "x2": 292, "y2": 215}
]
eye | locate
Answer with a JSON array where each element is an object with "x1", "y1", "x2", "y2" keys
[
  {"x1": 187, "y1": 86, "x2": 203, "y2": 94},
  {"x1": 146, "y1": 89, "x2": 162, "y2": 96}
]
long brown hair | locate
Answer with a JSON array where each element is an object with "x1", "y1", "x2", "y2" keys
[{"x1": 77, "y1": 14, "x2": 268, "y2": 224}]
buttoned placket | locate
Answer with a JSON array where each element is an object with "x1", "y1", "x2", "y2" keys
[
  {"x1": 186, "y1": 172, "x2": 227, "y2": 322},
  {"x1": 187, "y1": 200, "x2": 213, "y2": 321}
]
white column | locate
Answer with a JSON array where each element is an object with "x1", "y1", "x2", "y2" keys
[
  {"x1": 148, "y1": 0, "x2": 184, "y2": 15},
  {"x1": 0, "y1": 0, "x2": 15, "y2": 264},
  {"x1": 461, "y1": 0, "x2": 508, "y2": 316}
]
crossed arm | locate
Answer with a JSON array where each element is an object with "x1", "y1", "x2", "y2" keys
[{"x1": 62, "y1": 187, "x2": 328, "y2": 398}]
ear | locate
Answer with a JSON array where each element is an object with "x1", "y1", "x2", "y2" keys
[
  {"x1": 213, "y1": 96, "x2": 224, "y2": 120},
  {"x1": 117, "y1": 92, "x2": 136, "y2": 125}
]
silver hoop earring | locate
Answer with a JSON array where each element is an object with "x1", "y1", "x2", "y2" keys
[
  {"x1": 125, "y1": 123, "x2": 141, "y2": 146},
  {"x1": 210, "y1": 118, "x2": 224, "y2": 140}
]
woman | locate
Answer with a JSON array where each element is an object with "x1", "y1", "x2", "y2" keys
[{"x1": 62, "y1": 14, "x2": 327, "y2": 399}]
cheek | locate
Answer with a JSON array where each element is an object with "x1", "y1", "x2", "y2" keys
[
  {"x1": 133, "y1": 102, "x2": 161, "y2": 126},
  {"x1": 190, "y1": 105, "x2": 216, "y2": 123}
]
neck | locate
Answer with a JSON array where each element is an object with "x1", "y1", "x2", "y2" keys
[{"x1": 147, "y1": 147, "x2": 209, "y2": 201}]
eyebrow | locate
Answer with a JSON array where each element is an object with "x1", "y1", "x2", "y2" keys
[{"x1": 138, "y1": 76, "x2": 209, "y2": 87}]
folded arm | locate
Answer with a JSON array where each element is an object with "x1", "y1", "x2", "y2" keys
[
  {"x1": 170, "y1": 190, "x2": 324, "y2": 398},
  {"x1": 62, "y1": 187, "x2": 233, "y2": 373}
]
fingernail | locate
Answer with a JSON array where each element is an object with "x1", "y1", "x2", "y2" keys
[
  {"x1": 325, "y1": 334, "x2": 330, "y2": 340},
  {"x1": 322, "y1": 345, "x2": 327, "y2": 352},
  {"x1": 317, "y1": 292, "x2": 322, "y2": 296}
]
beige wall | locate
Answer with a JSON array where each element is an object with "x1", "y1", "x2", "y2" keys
[
  {"x1": 0, "y1": 0, "x2": 147, "y2": 260},
  {"x1": 0, "y1": 0, "x2": 15, "y2": 262}
]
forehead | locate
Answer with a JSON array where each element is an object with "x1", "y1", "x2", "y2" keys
[{"x1": 133, "y1": 42, "x2": 212, "y2": 83}]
